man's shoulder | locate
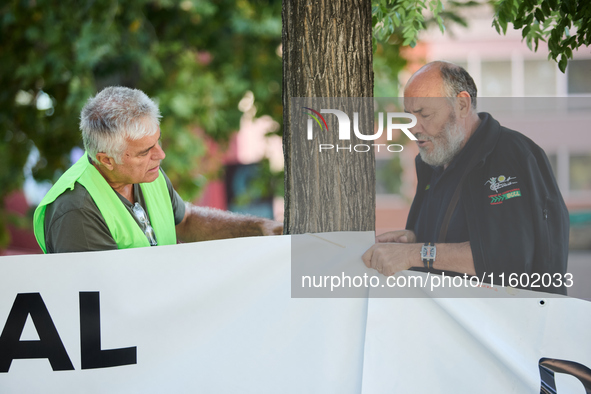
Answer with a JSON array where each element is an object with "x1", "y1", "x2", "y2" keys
[
  {"x1": 45, "y1": 182, "x2": 100, "y2": 219},
  {"x1": 495, "y1": 124, "x2": 544, "y2": 157},
  {"x1": 474, "y1": 120, "x2": 557, "y2": 199},
  {"x1": 44, "y1": 182, "x2": 117, "y2": 253},
  {"x1": 479, "y1": 122, "x2": 547, "y2": 172}
]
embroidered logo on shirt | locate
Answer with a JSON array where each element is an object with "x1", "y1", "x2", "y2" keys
[
  {"x1": 489, "y1": 188, "x2": 521, "y2": 205},
  {"x1": 485, "y1": 175, "x2": 518, "y2": 193}
]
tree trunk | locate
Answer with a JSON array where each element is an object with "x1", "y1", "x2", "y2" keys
[{"x1": 282, "y1": 0, "x2": 375, "y2": 234}]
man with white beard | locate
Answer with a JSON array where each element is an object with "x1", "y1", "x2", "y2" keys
[{"x1": 362, "y1": 61, "x2": 569, "y2": 294}]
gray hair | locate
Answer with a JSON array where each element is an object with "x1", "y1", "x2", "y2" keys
[
  {"x1": 80, "y1": 86, "x2": 161, "y2": 164},
  {"x1": 438, "y1": 62, "x2": 478, "y2": 110}
]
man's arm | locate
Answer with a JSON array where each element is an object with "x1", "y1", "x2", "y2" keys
[
  {"x1": 175, "y1": 202, "x2": 283, "y2": 243},
  {"x1": 362, "y1": 230, "x2": 476, "y2": 276}
]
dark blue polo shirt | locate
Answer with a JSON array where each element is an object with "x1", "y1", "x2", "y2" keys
[{"x1": 413, "y1": 118, "x2": 486, "y2": 244}]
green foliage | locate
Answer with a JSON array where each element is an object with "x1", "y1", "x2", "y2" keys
[
  {"x1": 372, "y1": 0, "x2": 470, "y2": 98},
  {"x1": 373, "y1": 0, "x2": 431, "y2": 48},
  {"x1": 492, "y1": 0, "x2": 591, "y2": 72},
  {"x1": 372, "y1": 0, "x2": 480, "y2": 49},
  {"x1": 0, "y1": 0, "x2": 282, "y2": 247},
  {"x1": 373, "y1": 40, "x2": 407, "y2": 98},
  {"x1": 371, "y1": 0, "x2": 481, "y2": 98},
  {"x1": 373, "y1": 0, "x2": 590, "y2": 74}
]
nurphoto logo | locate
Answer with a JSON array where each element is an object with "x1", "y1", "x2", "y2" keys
[{"x1": 302, "y1": 107, "x2": 417, "y2": 153}]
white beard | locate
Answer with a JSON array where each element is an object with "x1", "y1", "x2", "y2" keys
[{"x1": 417, "y1": 116, "x2": 465, "y2": 167}]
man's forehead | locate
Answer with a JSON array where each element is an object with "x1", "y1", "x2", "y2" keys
[
  {"x1": 403, "y1": 96, "x2": 450, "y2": 113},
  {"x1": 124, "y1": 128, "x2": 161, "y2": 151}
]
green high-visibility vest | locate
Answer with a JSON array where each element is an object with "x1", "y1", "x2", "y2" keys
[{"x1": 33, "y1": 154, "x2": 177, "y2": 253}]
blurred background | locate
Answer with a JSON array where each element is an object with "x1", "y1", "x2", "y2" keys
[{"x1": 1, "y1": 0, "x2": 590, "y2": 283}]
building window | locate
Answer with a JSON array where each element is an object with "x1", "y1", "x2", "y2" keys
[
  {"x1": 567, "y1": 60, "x2": 591, "y2": 95},
  {"x1": 524, "y1": 60, "x2": 557, "y2": 96},
  {"x1": 570, "y1": 153, "x2": 591, "y2": 192},
  {"x1": 481, "y1": 61, "x2": 512, "y2": 96}
]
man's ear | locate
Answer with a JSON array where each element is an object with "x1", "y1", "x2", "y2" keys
[
  {"x1": 456, "y1": 91, "x2": 472, "y2": 117},
  {"x1": 95, "y1": 153, "x2": 115, "y2": 171}
]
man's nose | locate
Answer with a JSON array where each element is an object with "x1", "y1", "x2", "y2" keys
[
  {"x1": 410, "y1": 122, "x2": 422, "y2": 136},
  {"x1": 153, "y1": 142, "x2": 166, "y2": 161}
]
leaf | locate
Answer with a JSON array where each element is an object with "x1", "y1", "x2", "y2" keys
[
  {"x1": 525, "y1": 0, "x2": 536, "y2": 10},
  {"x1": 492, "y1": 18, "x2": 501, "y2": 34},
  {"x1": 558, "y1": 55, "x2": 568, "y2": 73},
  {"x1": 560, "y1": 1, "x2": 569, "y2": 14},
  {"x1": 499, "y1": 17, "x2": 508, "y2": 35},
  {"x1": 567, "y1": 36, "x2": 577, "y2": 46},
  {"x1": 437, "y1": 16, "x2": 445, "y2": 34},
  {"x1": 548, "y1": 34, "x2": 557, "y2": 52},
  {"x1": 534, "y1": 8, "x2": 545, "y2": 22}
]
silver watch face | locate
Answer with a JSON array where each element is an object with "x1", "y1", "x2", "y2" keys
[{"x1": 421, "y1": 245, "x2": 436, "y2": 260}]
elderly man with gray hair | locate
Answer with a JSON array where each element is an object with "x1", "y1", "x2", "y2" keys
[
  {"x1": 34, "y1": 86, "x2": 282, "y2": 253},
  {"x1": 362, "y1": 61, "x2": 569, "y2": 294}
]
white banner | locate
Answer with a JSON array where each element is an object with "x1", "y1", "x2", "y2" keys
[{"x1": 0, "y1": 232, "x2": 590, "y2": 393}]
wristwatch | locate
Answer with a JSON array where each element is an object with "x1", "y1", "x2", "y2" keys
[{"x1": 421, "y1": 242, "x2": 436, "y2": 269}]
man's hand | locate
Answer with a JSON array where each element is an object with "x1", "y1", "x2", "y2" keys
[
  {"x1": 363, "y1": 230, "x2": 419, "y2": 276},
  {"x1": 376, "y1": 229, "x2": 416, "y2": 243},
  {"x1": 362, "y1": 240, "x2": 477, "y2": 277},
  {"x1": 362, "y1": 243, "x2": 421, "y2": 276}
]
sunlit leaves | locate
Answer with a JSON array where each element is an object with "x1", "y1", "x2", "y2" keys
[
  {"x1": 372, "y1": 0, "x2": 481, "y2": 50},
  {"x1": 373, "y1": 0, "x2": 432, "y2": 48},
  {"x1": 492, "y1": 0, "x2": 591, "y2": 72}
]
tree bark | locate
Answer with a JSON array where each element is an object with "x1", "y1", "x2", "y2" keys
[{"x1": 282, "y1": 0, "x2": 375, "y2": 234}]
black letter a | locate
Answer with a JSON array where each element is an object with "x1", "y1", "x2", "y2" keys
[
  {"x1": 0, "y1": 293, "x2": 74, "y2": 372},
  {"x1": 80, "y1": 292, "x2": 136, "y2": 369}
]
